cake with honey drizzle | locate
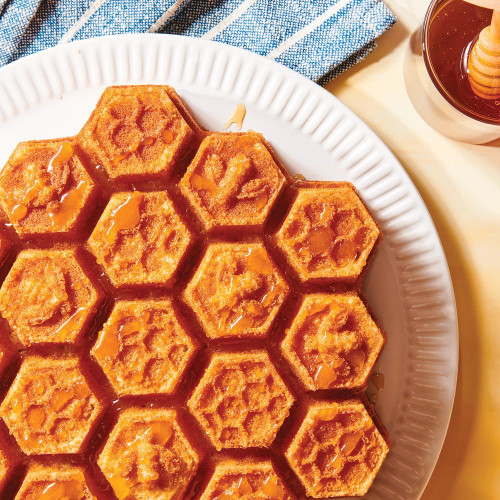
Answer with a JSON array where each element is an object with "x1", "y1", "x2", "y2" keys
[
  {"x1": 275, "y1": 182, "x2": 380, "y2": 283},
  {"x1": 98, "y1": 408, "x2": 201, "y2": 500},
  {"x1": 184, "y1": 242, "x2": 289, "y2": 339},
  {"x1": 91, "y1": 299, "x2": 199, "y2": 396},
  {"x1": 0, "y1": 84, "x2": 389, "y2": 498},
  {"x1": 78, "y1": 85, "x2": 201, "y2": 181},
  {"x1": 187, "y1": 351, "x2": 294, "y2": 450},
  {"x1": 200, "y1": 459, "x2": 295, "y2": 499},
  {"x1": 179, "y1": 132, "x2": 288, "y2": 231},
  {"x1": 0, "y1": 356, "x2": 104, "y2": 455},
  {"x1": 281, "y1": 293, "x2": 385, "y2": 391},
  {"x1": 285, "y1": 399, "x2": 389, "y2": 498},
  {"x1": 0, "y1": 139, "x2": 97, "y2": 238},
  {"x1": 0, "y1": 249, "x2": 103, "y2": 346},
  {"x1": 15, "y1": 465, "x2": 95, "y2": 500},
  {"x1": 87, "y1": 191, "x2": 193, "y2": 287}
]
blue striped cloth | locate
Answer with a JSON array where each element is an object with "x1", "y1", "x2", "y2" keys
[{"x1": 0, "y1": 0, "x2": 395, "y2": 84}]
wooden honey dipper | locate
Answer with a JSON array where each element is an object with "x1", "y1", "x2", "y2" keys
[{"x1": 465, "y1": 0, "x2": 500, "y2": 99}]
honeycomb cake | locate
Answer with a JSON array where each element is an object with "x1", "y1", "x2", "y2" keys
[
  {"x1": 0, "y1": 356, "x2": 104, "y2": 455},
  {"x1": 87, "y1": 190, "x2": 193, "y2": 288},
  {"x1": 281, "y1": 293, "x2": 385, "y2": 391},
  {"x1": 285, "y1": 399, "x2": 389, "y2": 498},
  {"x1": 200, "y1": 459, "x2": 295, "y2": 499},
  {"x1": 184, "y1": 242, "x2": 289, "y2": 339},
  {"x1": 275, "y1": 183, "x2": 380, "y2": 283},
  {"x1": 179, "y1": 132, "x2": 288, "y2": 231},
  {"x1": 98, "y1": 407, "x2": 200, "y2": 500},
  {"x1": 15, "y1": 464, "x2": 95, "y2": 499},
  {"x1": 187, "y1": 351, "x2": 294, "y2": 450},
  {"x1": 0, "y1": 249, "x2": 103, "y2": 346},
  {"x1": 0, "y1": 139, "x2": 96, "y2": 238},
  {"x1": 78, "y1": 85, "x2": 200, "y2": 181},
  {"x1": 91, "y1": 299, "x2": 199, "y2": 396},
  {"x1": 0, "y1": 84, "x2": 389, "y2": 498}
]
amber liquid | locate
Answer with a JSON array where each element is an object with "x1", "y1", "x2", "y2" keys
[{"x1": 426, "y1": 0, "x2": 500, "y2": 123}]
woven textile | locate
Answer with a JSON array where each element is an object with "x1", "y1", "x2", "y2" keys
[{"x1": 0, "y1": 0, "x2": 395, "y2": 83}]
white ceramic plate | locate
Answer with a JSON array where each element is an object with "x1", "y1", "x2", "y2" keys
[{"x1": 0, "y1": 34, "x2": 457, "y2": 499}]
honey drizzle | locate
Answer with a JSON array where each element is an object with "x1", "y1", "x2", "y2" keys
[
  {"x1": 54, "y1": 307, "x2": 87, "y2": 342},
  {"x1": 47, "y1": 143, "x2": 74, "y2": 174},
  {"x1": 40, "y1": 479, "x2": 84, "y2": 500},
  {"x1": 224, "y1": 103, "x2": 246, "y2": 131},
  {"x1": 49, "y1": 180, "x2": 89, "y2": 230},
  {"x1": 105, "y1": 192, "x2": 141, "y2": 244}
]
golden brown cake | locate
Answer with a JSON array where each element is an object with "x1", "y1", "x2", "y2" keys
[
  {"x1": 0, "y1": 356, "x2": 104, "y2": 455},
  {"x1": 0, "y1": 249, "x2": 103, "y2": 346},
  {"x1": 179, "y1": 132, "x2": 287, "y2": 230},
  {"x1": 200, "y1": 459, "x2": 295, "y2": 499},
  {"x1": 0, "y1": 85, "x2": 389, "y2": 498},
  {"x1": 97, "y1": 407, "x2": 200, "y2": 500},
  {"x1": 281, "y1": 293, "x2": 385, "y2": 390},
  {"x1": 15, "y1": 464, "x2": 95, "y2": 499},
  {"x1": 91, "y1": 299, "x2": 199, "y2": 396},
  {"x1": 0, "y1": 139, "x2": 96, "y2": 238},
  {"x1": 78, "y1": 85, "x2": 197, "y2": 181},
  {"x1": 184, "y1": 242, "x2": 289, "y2": 338},
  {"x1": 275, "y1": 183, "x2": 380, "y2": 282},
  {"x1": 87, "y1": 190, "x2": 193, "y2": 287},
  {"x1": 285, "y1": 399, "x2": 389, "y2": 498},
  {"x1": 188, "y1": 351, "x2": 294, "y2": 450}
]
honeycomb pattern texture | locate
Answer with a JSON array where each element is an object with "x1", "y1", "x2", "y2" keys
[
  {"x1": 276, "y1": 184, "x2": 380, "y2": 282},
  {"x1": 188, "y1": 351, "x2": 294, "y2": 450},
  {"x1": 179, "y1": 132, "x2": 287, "y2": 230},
  {"x1": 92, "y1": 299, "x2": 198, "y2": 396},
  {"x1": 184, "y1": 242, "x2": 289, "y2": 339},
  {"x1": 78, "y1": 85, "x2": 195, "y2": 180},
  {"x1": 281, "y1": 293, "x2": 385, "y2": 390},
  {"x1": 0, "y1": 249, "x2": 103, "y2": 346},
  {"x1": 285, "y1": 400, "x2": 389, "y2": 498},
  {"x1": 200, "y1": 459, "x2": 295, "y2": 499},
  {"x1": 98, "y1": 408, "x2": 200, "y2": 500},
  {"x1": 0, "y1": 140, "x2": 96, "y2": 238},
  {"x1": 0, "y1": 85, "x2": 387, "y2": 499},
  {"x1": 15, "y1": 465, "x2": 95, "y2": 500},
  {"x1": 0, "y1": 356, "x2": 103, "y2": 455},
  {"x1": 87, "y1": 191, "x2": 193, "y2": 287}
]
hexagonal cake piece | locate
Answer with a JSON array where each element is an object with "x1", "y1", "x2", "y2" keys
[
  {"x1": 87, "y1": 191, "x2": 193, "y2": 287},
  {"x1": 188, "y1": 351, "x2": 294, "y2": 450},
  {"x1": 285, "y1": 399, "x2": 389, "y2": 498},
  {"x1": 281, "y1": 293, "x2": 385, "y2": 391},
  {"x1": 200, "y1": 459, "x2": 294, "y2": 499},
  {"x1": 78, "y1": 85, "x2": 195, "y2": 180},
  {"x1": 179, "y1": 132, "x2": 287, "y2": 230},
  {"x1": 98, "y1": 408, "x2": 200, "y2": 500},
  {"x1": 275, "y1": 183, "x2": 380, "y2": 282},
  {"x1": 0, "y1": 356, "x2": 104, "y2": 455},
  {"x1": 184, "y1": 242, "x2": 289, "y2": 339},
  {"x1": 92, "y1": 299, "x2": 199, "y2": 396},
  {"x1": 0, "y1": 140, "x2": 96, "y2": 238},
  {"x1": 0, "y1": 249, "x2": 103, "y2": 346},
  {"x1": 15, "y1": 464, "x2": 95, "y2": 499}
]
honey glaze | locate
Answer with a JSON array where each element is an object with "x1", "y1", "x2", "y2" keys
[
  {"x1": 104, "y1": 192, "x2": 141, "y2": 244},
  {"x1": 40, "y1": 478, "x2": 85, "y2": 500},
  {"x1": 49, "y1": 180, "x2": 89, "y2": 230},
  {"x1": 224, "y1": 103, "x2": 247, "y2": 131}
]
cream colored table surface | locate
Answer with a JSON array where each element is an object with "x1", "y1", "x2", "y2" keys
[{"x1": 325, "y1": 1, "x2": 500, "y2": 498}]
